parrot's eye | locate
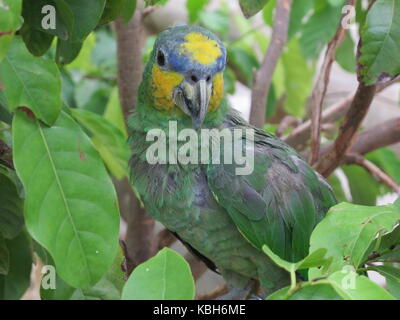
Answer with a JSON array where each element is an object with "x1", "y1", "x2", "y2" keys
[{"x1": 157, "y1": 50, "x2": 166, "y2": 67}]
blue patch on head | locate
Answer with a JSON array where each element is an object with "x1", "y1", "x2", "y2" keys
[{"x1": 153, "y1": 26, "x2": 227, "y2": 78}]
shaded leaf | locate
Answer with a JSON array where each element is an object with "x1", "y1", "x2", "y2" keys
[
  {"x1": 0, "y1": 234, "x2": 9, "y2": 275},
  {"x1": 0, "y1": 171, "x2": 24, "y2": 240},
  {"x1": 20, "y1": 23, "x2": 54, "y2": 57},
  {"x1": 12, "y1": 110, "x2": 120, "y2": 288},
  {"x1": 122, "y1": 248, "x2": 195, "y2": 300},
  {"x1": 0, "y1": 230, "x2": 32, "y2": 300}
]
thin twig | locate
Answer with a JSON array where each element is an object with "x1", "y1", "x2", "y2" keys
[
  {"x1": 275, "y1": 115, "x2": 299, "y2": 137},
  {"x1": 309, "y1": 0, "x2": 354, "y2": 164},
  {"x1": 345, "y1": 153, "x2": 400, "y2": 194},
  {"x1": 283, "y1": 78, "x2": 399, "y2": 150},
  {"x1": 314, "y1": 83, "x2": 377, "y2": 177},
  {"x1": 249, "y1": 0, "x2": 292, "y2": 128}
]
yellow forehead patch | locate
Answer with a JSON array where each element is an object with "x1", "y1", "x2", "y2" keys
[
  {"x1": 180, "y1": 32, "x2": 222, "y2": 65},
  {"x1": 151, "y1": 65, "x2": 184, "y2": 111},
  {"x1": 209, "y1": 72, "x2": 224, "y2": 111}
]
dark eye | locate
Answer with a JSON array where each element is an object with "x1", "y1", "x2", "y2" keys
[{"x1": 157, "y1": 50, "x2": 166, "y2": 67}]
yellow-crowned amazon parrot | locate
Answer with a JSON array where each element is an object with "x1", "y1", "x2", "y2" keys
[{"x1": 128, "y1": 25, "x2": 337, "y2": 298}]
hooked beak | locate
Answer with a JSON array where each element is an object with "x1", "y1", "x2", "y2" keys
[{"x1": 173, "y1": 79, "x2": 212, "y2": 129}]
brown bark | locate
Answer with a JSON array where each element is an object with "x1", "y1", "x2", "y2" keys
[
  {"x1": 249, "y1": 0, "x2": 292, "y2": 128},
  {"x1": 114, "y1": 11, "x2": 156, "y2": 274},
  {"x1": 314, "y1": 83, "x2": 377, "y2": 177}
]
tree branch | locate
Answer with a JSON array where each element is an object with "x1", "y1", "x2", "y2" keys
[
  {"x1": 114, "y1": 10, "x2": 156, "y2": 275},
  {"x1": 249, "y1": 0, "x2": 292, "y2": 128},
  {"x1": 345, "y1": 153, "x2": 400, "y2": 194},
  {"x1": 309, "y1": 1, "x2": 354, "y2": 164},
  {"x1": 314, "y1": 82, "x2": 377, "y2": 177}
]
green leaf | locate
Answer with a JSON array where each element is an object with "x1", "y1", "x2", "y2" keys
[
  {"x1": 56, "y1": 39, "x2": 83, "y2": 65},
  {"x1": 270, "y1": 268, "x2": 395, "y2": 300},
  {"x1": 281, "y1": 38, "x2": 314, "y2": 118},
  {"x1": 100, "y1": 0, "x2": 126, "y2": 25},
  {"x1": 12, "y1": 109, "x2": 120, "y2": 288},
  {"x1": 70, "y1": 108, "x2": 130, "y2": 180},
  {"x1": 267, "y1": 283, "x2": 342, "y2": 300},
  {"x1": 262, "y1": 0, "x2": 276, "y2": 26},
  {"x1": 342, "y1": 165, "x2": 381, "y2": 205},
  {"x1": 66, "y1": 0, "x2": 106, "y2": 42},
  {"x1": 359, "y1": 0, "x2": 400, "y2": 85},
  {"x1": 0, "y1": 37, "x2": 62, "y2": 126},
  {"x1": 287, "y1": 0, "x2": 313, "y2": 39},
  {"x1": 20, "y1": 23, "x2": 54, "y2": 57},
  {"x1": 227, "y1": 46, "x2": 259, "y2": 86},
  {"x1": 0, "y1": 234, "x2": 9, "y2": 275},
  {"x1": 104, "y1": 87, "x2": 128, "y2": 138},
  {"x1": 336, "y1": 32, "x2": 356, "y2": 73},
  {"x1": 41, "y1": 248, "x2": 125, "y2": 300},
  {"x1": 187, "y1": 0, "x2": 209, "y2": 23},
  {"x1": 0, "y1": 230, "x2": 32, "y2": 300},
  {"x1": 263, "y1": 245, "x2": 330, "y2": 274},
  {"x1": 67, "y1": 33, "x2": 96, "y2": 73},
  {"x1": 21, "y1": 0, "x2": 73, "y2": 41},
  {"x1": 0, "y1": 32, "x2": 13, "y2": 63},
  {"x1": 309, "y1": 202, "x2": 400, "y2": 278},
  {"x1": 199, "y1": 10, "x2": 230, "y2": 38},
  {"x1": 0, "y1": 0, "x2": 22, "y2": 32},
  {"x1": 122, "y1": 0, "x2": 137, "y2": 23},
  {"x1": 0, "y1": 171, "x2": 24, "y2": 240},
  {"x1": 327, "y1": 269, "x2": 395, "y2": 300},
  {"x1": 366, "y1": 147, "x2": 400, "y2": 184},
  {"x1": 122, "y1": 248, "x2": 195, "y2": 300},
  {"x1": 299, "y1": 2, "x2": 343, "y2": 60},
  {"x1": 239, "y1": 0, "x2": 269, "y2": 18}
]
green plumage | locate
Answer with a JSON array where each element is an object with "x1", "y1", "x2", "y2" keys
[{"x1": 128, "y1": 26, "x2": 337, "y2": 296}]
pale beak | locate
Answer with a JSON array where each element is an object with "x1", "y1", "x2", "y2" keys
[{"x1": 174, "y1": 79, "x2": 212, "y2": 129}]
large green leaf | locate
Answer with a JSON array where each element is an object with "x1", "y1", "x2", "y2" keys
[
  {"x1": 309, "y1": 202, "x2": 400, "y2": 278},
  {"x1": 281, "y1": 38, "x2": 314, "y2": 117},
  {"x1": 0, "y1": 0, "x2": 22, "y2": 31},
  {"x1": 122, "y1": 248, "x2": 195, "y2": 300},
  {"x1": 100, "y1": 0, "x2": 126, "y2": 25},
  {"x1": 0, "y1": 230, "x2": 32, "y2": 300},
  {"x1": 267, "y1": 283, "x2": 342, "y2": 300},
  {"x1": 227, "y1": 46, "x2": 259, "y2": 86},
  {"x1": 0, "y1": 37, "x2": 62, "y2": 126},
  {"x1": 70, "y1": 108, "x2": 130, "y2": 180},
  {"x1": 0, "y1": 170, "x2": 24, "y2": 240},
  {"x1": 366, "y1": 147, "x2": 400, "y2": 184},
  {"x1": 12, "y1": 109, "x2": 120, "y2": 288},
  {"x1": 239, "y1": 0, "x2": 269, "y2": 18},
  {"x1": 359, "y1": 0, "x2": 400, "y2": 85},
  {"x1": 287, "y1": 0, "x2": 313, "y2": 39}
]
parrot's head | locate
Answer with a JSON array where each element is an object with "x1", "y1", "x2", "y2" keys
[{"x1": 142, "y1": 25, "x2": 227, "y2": 129}]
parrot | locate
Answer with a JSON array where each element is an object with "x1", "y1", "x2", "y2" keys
[{"x1": 128, "y1": 25, "x2": 337, "y2": 298}]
